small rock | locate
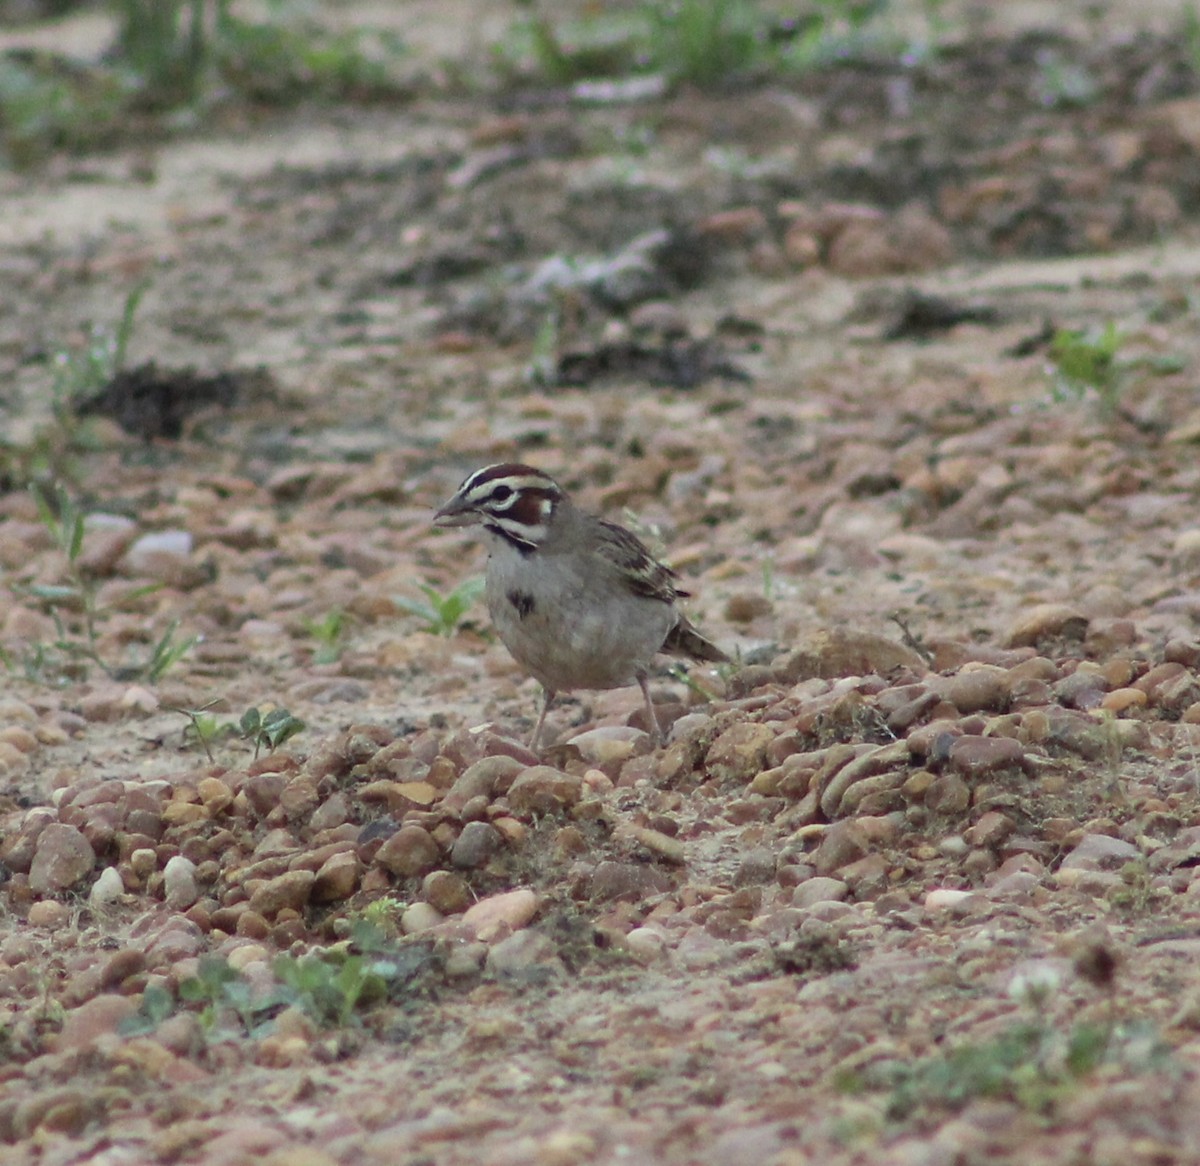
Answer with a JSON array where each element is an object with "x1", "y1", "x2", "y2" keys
[
  {"x1": 163, "y1": 855, "x2": 199, "y2": 911},
  {"x1": 27, "y1": 899, "x2": 70, "y2": 928},
  {"x1": 775, "y1": 628, "x2": 926, "y2": 682},
  {"x1": 400, "y1": 902, "x2": 444, "y2": 935},
  {"x1": 936, "y1": 666, "x2": 1010, "y2": 714},
  {"x1": 374, "y1": 825, "x2": 441, "y2": 877},
  {"x1": 811, "y1": 820, "x2": 870, "y2": 876},
  {"x1": 443, "y1": 755, "x2": 524, "y2": 813},
  {"x1": 626, "y1": 927, "x2": 668, "y2": 964},
  {"x1": 617, "y1": 825, "x2": 686, "y2": 865},
  {"x1": 964, "y1": 810, "x2": 1015, "y2": 849},
  {"x1": 589, "y1": 860, "x2": 673, "y2": 902},
  {"x1": 312, "y1": 851, "x2": 360, "y2": 902},
  {"x1": 1005, "y1": 604, "x2": 1089, "y2": 648},
  {"x1": 507, "y1": 766, "x2": 582, "y2": 814},
  {"x1": 925, "y1": 772, "x2": 970, "y2": 814},
  {"x1": 1059, "y1": 833, "x2": 1141, "y2": 871},
  {"x1": 422, "y1": 869, "x2": 471, "y2": 915},
  {"x1": 485, "y1": 930, "x2": 565, "y2": 979},
  {"x1": 122, "y1": 529, "x2": 194, "y2": 580},
  {"x1": 247, "y1": 870, "x2": 314, "y2": 916},
  {"x1": 29, "y1": 823, "x2": 95, "y2": 894},
  {"x1": 1101, "y1": 687, "x2": 1148, "y2": 714},
  {"x1": 924, "y1": 888, "x2": 977, "y2": 912},
  {"x1": 89, "y1": 866, "x2": 125, "y2": 908},
  {"x1": 566, "y1": 726, "x2": 651, "y2": 768},
  {"x1": 462, "y1": 887, "x2": 540, "y2": 943},
  {"x1": 948, "y1": 735, "x2": 1024, "y2": 778},
  {"x1": 452, "y1": 821, "x2": 502, "y2": 869},
  {"x1": 705, "y1": 722, "x2": 777, "y2": 782},
  {"x1": 792, "y1": 877, "x2": 849, "y2": 908},
  {"x1": 56, "y1": 994, "x2": 138, "y2": 1052}
]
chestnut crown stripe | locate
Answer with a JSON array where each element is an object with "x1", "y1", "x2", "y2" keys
[{"x1": 451, "y1": 464, "x2": 563, "y2": 551}]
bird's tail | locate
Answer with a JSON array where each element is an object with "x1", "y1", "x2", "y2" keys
[{"x1": 662, "y1": 616, "x2": 729, "y2": 664}]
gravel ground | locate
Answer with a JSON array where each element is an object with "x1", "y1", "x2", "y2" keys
[{"x1": 4, "y1": 2, "x2": 1200, "y2": 1163}]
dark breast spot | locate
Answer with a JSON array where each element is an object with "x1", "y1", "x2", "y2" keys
[{"x1": 507, "y1": 589, "x2": 536, "y2": 619}]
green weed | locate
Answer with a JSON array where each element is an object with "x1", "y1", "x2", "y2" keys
[
  {"x1": 644, "y1": 0, "x2": 764, "y2": 85},
  {"x1": 1, "y1": 282, "x2": 146, "y2": 492},
  {"x1": 496, "y1": 0, "x2": 942, "y2": 87},
  {"x1": 397, "y1": 578, "x2": 486, "y2": 637},
  {"x1": 0, "y1": 3, "x2": 409, "y2": 165},
  {"x1": 302, "y1": 608, "x2": 350, "y2": 664},
  {"x1": 0, "y1": 52, "x2": 133, "y2": 164},
  {"x1": 840, "y1": 960, "x2": 1171, "y2": 1121},
  {"x1": 240, "y1": 707, "x2": 305, "y2": 759},
  {"x1": 1047, "y1": 321, "x2": 1126, "y2": 413},
  {"x1": 168, "y1": 700, "x2": 236, "y2": 761},
  {"x1": 9, "y1": 482, "x2": 195, "y2": 685},
  {"x1": 272, "y1": 951, "x2": 391, "y2": 1030}
]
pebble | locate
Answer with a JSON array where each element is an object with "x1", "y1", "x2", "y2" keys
[
  {"x1": 791, "y1": 877, "x2": 850, "y2": 908},
  {"x1": 947, "y1": 735, "x2": 1024, "y2": 778},
  {"x1": 705, "y1": 723, "x2": 778, "y2": 782},
  {"x1": 27, "y1": 899, "x2": 70, "y2": 927},
  {"x1": 451, "y1": 821, "x2": 502, "y2": 868},
  {"x1": 247, "y1": 870, "x2": 315, "y2": 917},
  {"x1": 625, "y1": 926, "x2": 668, "y2": 964},
  {"x1": 566, "y1": 726, "x2": 651, "y2": 768},
  {"x1": 506, "y1": 766, "x2": 583, "y2": 814},
  {"x1": 122, "y1": 529, "x2": 195, "y2": 581},
  {"x1": 29, "y1": 823, "x2": 95, "y2": 894},
  {"x1": 422, "y1": 869, "x2": 471, "y2": 914},
  {"x1": 811, "y1": 820, "x2": 869, "y2": 876},
  {"x1": 374, "y1": 825, "x2": 441, "y2": 877},
  {"x1": 312, "y1": 851, "x2": 360, "y2": 902},
  {"x1": 400, "y1": 902, "x2": 444, "y2": 935},
  {"x1": 1005, "y1": 603, "x2": 1089, "y2": 648},
  {"x1": 164, "y1": 855, "x2": 200, "y2": 911},
  {"x1": 56, "y1": 994, "x2": 139, "y2": 1052},
  {"x1": 1059, "y1": 833, "x2": 1141, "y2": 871},
  {"x1": 462, "y1": 887, "x2": 540, "y2": 943},
  {"x1": 924, "y1": 888, "x2": 977, "y2": 912},
  {"x1": 485, "y1": 930, "x2": 564, "y2": 979},
  {"x1": 89, "y1": 866, "x2": 125, "y2": 908}
]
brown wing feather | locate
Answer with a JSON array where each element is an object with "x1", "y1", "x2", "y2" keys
[{"x1": 592, "y1": 518, "x2": 690, "y2": 602}]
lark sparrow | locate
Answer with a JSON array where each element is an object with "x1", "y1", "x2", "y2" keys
[{"x1": 434, "y1": 463, "x2": 728, "y2": 749}]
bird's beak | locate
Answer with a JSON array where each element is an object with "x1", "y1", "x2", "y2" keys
[{"x1": 433, "y1": 495, "x2": 479, "y2": 528}]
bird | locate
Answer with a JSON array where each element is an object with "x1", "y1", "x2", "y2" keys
[{"x1": 433, "y1": 462, "x2": 728, "y2": 750}]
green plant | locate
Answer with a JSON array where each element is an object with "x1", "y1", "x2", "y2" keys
[
  {"x1": 169, "y1": 700, "x2": 236, "y2": 761},
  {"x1": 10, "y1": 481, "x2": 196, "y2": 685},
  {"x1": 177, "y1": 954, "x2": 287, "y2": 1037},
  {"x1": 240, "y1": 707, "x2": 305, "y2": 759},
  {"x1": 644, "y1": 0, "x2": 764, "y2": 85},
  {"x1": 397, "y1": 577, "x2": 486, "y2": 636},
  {"x1": 840, "y1": 962, "x2": 1171, "y2": 1121},
  {"x1": 353, "y1": 896, "x2": 407, "y2": 944},
  {"x1": 272, "y1": 951, "x2": 391, "y2": 1030},
  {"x1": 0, "y1": 53, "x2": 134, "y2": 164},
  {"x1": 1, "y1": 282, "x2": 146, "y2": 492},
  {"x1": 119, "y1": 982, "x2": 178, "y2": 1036},
  {"x1": 1047, "y1": 321, "x2": 1125, "y2": 411},
  {"x1": 113, "y1": 0, "x2": 212, "y2": 106},
  {"x1": 1031, "y1": 47, "x2": 1099, "y2": 109},
  {"x1": 302, "y1": 608, "x2": 350, "y2": 664},
  {"x1": 0, "y1": 4, "x2": 409, "y2": 166}
]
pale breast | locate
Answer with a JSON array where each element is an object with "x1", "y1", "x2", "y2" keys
[{"x1": 484, "y1": 540, "x2": 676, "y2": 693}]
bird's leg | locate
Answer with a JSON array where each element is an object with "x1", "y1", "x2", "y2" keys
[
  {"x1": 637, "y1": 673, "x2": 665, "y2": 747},
  {"x1": 529, "y1": 686, "x2": 556, "y2": 752}
]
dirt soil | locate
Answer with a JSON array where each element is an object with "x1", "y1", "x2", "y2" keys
[{"x1": 5, "y1": 2, "x2": 1200, "y2": 1164}]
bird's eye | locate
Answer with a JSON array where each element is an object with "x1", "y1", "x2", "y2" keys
[{"x1": 490, "y1": 485, "x2": 513, "y2": 502}]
